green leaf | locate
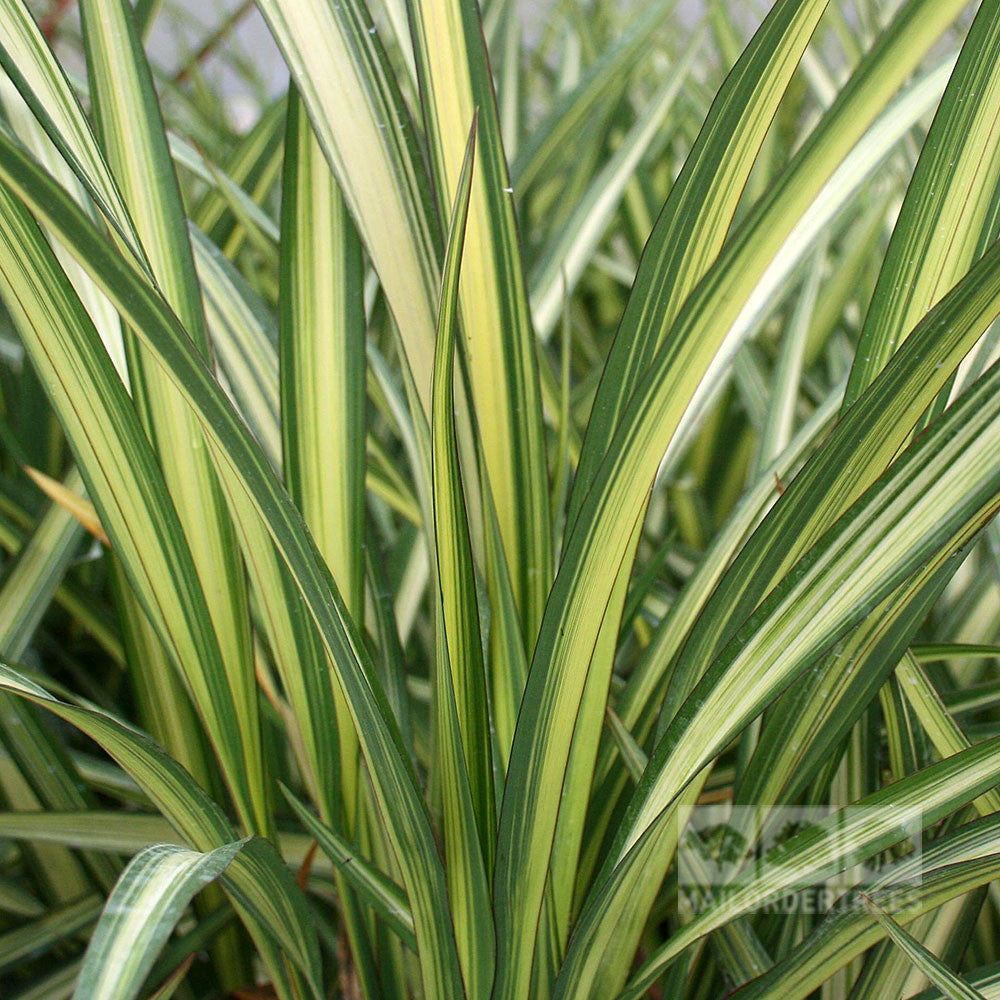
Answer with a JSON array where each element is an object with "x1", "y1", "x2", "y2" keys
[
  {"x1": 192, "y1": 96, "x2": 285, "y2": 254},
  {"x1": 72, "y1": 841, "x2": 246, "y2": 1000},
  {"x1": 0, "y1": 465, "x2": 121, "y2": 895},
  {"x1": 170, "y1": 133, "x2": 279, "y2": 250},
  {"x1": 510, "y1": 0, "x2": 680, "y2": 191},
  {"x1": 279, "y1": 88, "x2": 364, "y2": 820},
  {"x1": 735, "y1": 559, "x2": 957, "y2": 818},
  {"x1": 0, "y1": 171, "x2": 258, "y2": 838},
  {"x1": 566, "y1": 0, "x2": 830, "y2": 530},
  {"x1": 410, "y1": 0, "x2": 552, "y2": 646},
  {"x1": 0, "y1": 878, "x2": 43, "y2": 919},
  {"x1": 189, "y1": 225, "x2": 281, "y2": 468},
  {"x1": 733, "y1": 814, "x2": 1000, "y2": 1000},
  {"x1": 277, "y1": 87, "x2": 376, "y2": 998},
  {"x1": 78, "y1": 0, "x2": 265, "y2": 836},
  {"x1": 894, "y1": 651, "x2": 1000, "y2": 816},
  {"x1": 528, "y1": 47, "x2": 699, "y2": 340},
  {"x1": 0, "y1": 896, "x2": 102, "y2": 975},
  {"x1": 558, "y1": 352, "x2": 1000, "y2": 1000},
  {"x1": 0, "y1": 810, "x2": 331, "y2": 878},
  {"x1": 844, "y1": 0, "x2": 1000, "y2": 408},
  {"x1": 495, "y1": 3, "x2": 831, "y2": 992},
  {"x1": 671, "y1": 234, "x2": 1000, "y2": 751},
  {"x1": 282, "y1": 787, "x2": 415, "y2": 950},
  {"x1": 0, "y1": 72, "x2": 128, "y2": 383},
  {"x1": 861, "y1": 894, "x2": 988, "y2": 1000},
  {"x1": 252, "y1": 0, "x2": 440, "y2": 416},
  {"x1": 0, "y1": 663, "x2": 323, "y2": 996},
  {"x1": 0, "y1": 113, "x2": 464, "y2": 1000},
  {"x1": 429, "y1": 117, "x2": 495, "y2": 1000},
  {"x1": 622, "y1": 733, "x2": 1000, "y2": 997},
  {"x1": 0, "y1": 0, "x2": 142, "y2": 256}
]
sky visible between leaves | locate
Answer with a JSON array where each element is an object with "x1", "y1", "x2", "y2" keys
[{"x1": 142, "y1": 0, "x2": 716, "y2": 129}]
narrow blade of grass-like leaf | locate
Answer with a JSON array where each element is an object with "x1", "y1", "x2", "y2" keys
[
  {"x1": 410, "y1": 0, "x2": 552, "y2": 647},
  {"x1": 190, "y1": 226, "x2": 281, "y2": 467},
  {"x1": 731, "y1": 815, "x2": 1000, "y2": 1000},
  {"x1": 278, "y1": 87, "x2": 376, "y2": 998},
  {"x1": 0, "y1": 118, "x2": 465, "y2": 1000},
  {"x1": 510, "y1": 0, "x2": 679, "y2": 191},
  {"x1": 670, "y1": 247, "x2": 1000, "y2": 758},
  {"x1": 0, "y1": 896, "x2": 101, "y2": 974},
  {"x1": 895, "y1": 651, "x2": 1000, "y2": 816},
  {"x1": 279, "y1": 87, "x2": 364, "y2": 814},
  {"x1": 0, "y1": 0, "x2": 142, "y2": 255},
  {"x1": 558, "y1": 355, "x2": 1000, "y2": 999},
  {"x1": 735, "y1": 560, "x2": 957, "y2": 819},
  {"x1": 495, "y1": 3, "x2": 829, "y2": 991},
  {"x1": 0, "y1": 664, "x2": 323, "y2": 998},
  {"x1": 282, "y1": 787, "x2": 415, "y2": 950},
  {"x1": 623, "y1": 733, "x2": 1000, "y2": 997},
  {"x1": 79, "y1": 0, "x2": 266, "y2": 835},
  {"x1": 0, "y1": 176, "x2": 258, "y2": 839},
  {"x1": 529, "y1": 50, "x2": 698, "y2": 340},
  {"x1": 566, "y1": 0, "x2": 830, "y2": 530},
  {"x1": 252, "y1": 0, "x2": 439, "y2": 413},
  {"x1": 533, "y1": 20, "x2": 973, "y2": 899},
  {"x1": 649, "y1": 2, "x2": 1000, "y2": 695},
  {"x1": 430, "y1": 117, "x2": 493, "y2": 861},
  {"x1": 0, "y1": 72, "x2": 128, "y2": 384},
  {"x1": 754, "y1": 244, "x2": 824, "y2": 473},
  {"x1": 72, "y1": 840, "x2": 246, "y2": 1000},
  {"x1": 192, "y1": 96, "x2": 285, "y2": 254},
  {"x1": 625, "y1": 358, "x2": 1000, "y2": 851},
  {"x1": 0, "y1": 811, "x2": 335, "y2": 880},
  {"x1": 21, "y1": 466, "x2": 106, "y2": 545},
  {"x1": 429, "y1": 118, "x2": 495, "y2": 1000},
  {"x1": 169, "y1": 134, "x2": 279, "y2": 248},
  {"x1": 861, "y1": 894, "x2": 988, "y2": 1000},
  {"x1": 0, "y1": 84, "x2": 223, "y2": 935},
  {"x1": 0, "y1": 879, "x2": 43, "y2": 919},
  {"x1": 0, "y1": 467, "x2": 120, "y2": 895},
  {"x1": 844, "y1": 0, "x2": 1000, "y2": 408}
]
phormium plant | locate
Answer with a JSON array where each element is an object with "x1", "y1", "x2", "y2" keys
[{"x1": 0, "y1": 0, "x2": 999, "y2": 997}]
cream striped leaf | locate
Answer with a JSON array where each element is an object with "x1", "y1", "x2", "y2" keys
[
  {"x1": 190, "y1": 226, "x2": 281, "y2": 467},
  {"x1": 72, "y1": 840, "x2": 245, "y2": 1000},
  {"x1": 644, "y1": 1, "x2": 1000, "y2": 697},
  {"x1": 495, "y1": 3, "x2": 830, "y2": 992},
  {"x1": 429, "y1": 120, "x2": 495, "y2": 1000},
  {"x1": 620, "y1": 334, "x2": 1000, "y2": 844},
  {"x1": 529, "y1": 50, "x2": 697, "y2": 340},
  {"x1": 0, "y1": 663, "x2": 323, "y2": 996},
  {"x1": 0, "y1": 119, "x2": 465, "y2": 1000},
  {"x1": 0, "y1": 175, "x2": 257, "y2": 835},
  {"x1": 279, "y1": 89, "x2": 365, "y2": 824},
  {"x1": 277, "y1": 88, "x2": 378, "y2": 997},
  {"x1": 409, "y1": 0, "x2": 552, "y2": 645},
  {"x1": 78, "y1": 0, "x2": 266, "y2": 836},
  {"x1": 861, "y1": 895, "x2": 988, "y2": 1000},
  {"x1": 622, "y1": 734, "x2": 1000, "y2": 998},
  {"x1": 0, "y1": 0, "x2": 142, "y2": 256},
  {"x1": 510, "y1": 0, "x2": 680, "y2": 191},
  {"x1": 0, "y1": 73, "x2": 128, "y2": 385},
  {"x1": 555, "y1": 352, "x2": 1000, "y2": 1000},
  {"x1": 734, "y1": 815, "x2": 1000, "y2": 1000},
  {"x1": 844, "y1": 0, "x2": 1000, "y2": 408},
  {"x1": 252, "y1": 0, "x2": 440, "y2": 414}
]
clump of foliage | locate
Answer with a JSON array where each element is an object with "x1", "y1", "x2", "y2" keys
[{"x1": 1, "y1": 0, "x2": 1000, "y2": 997}]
